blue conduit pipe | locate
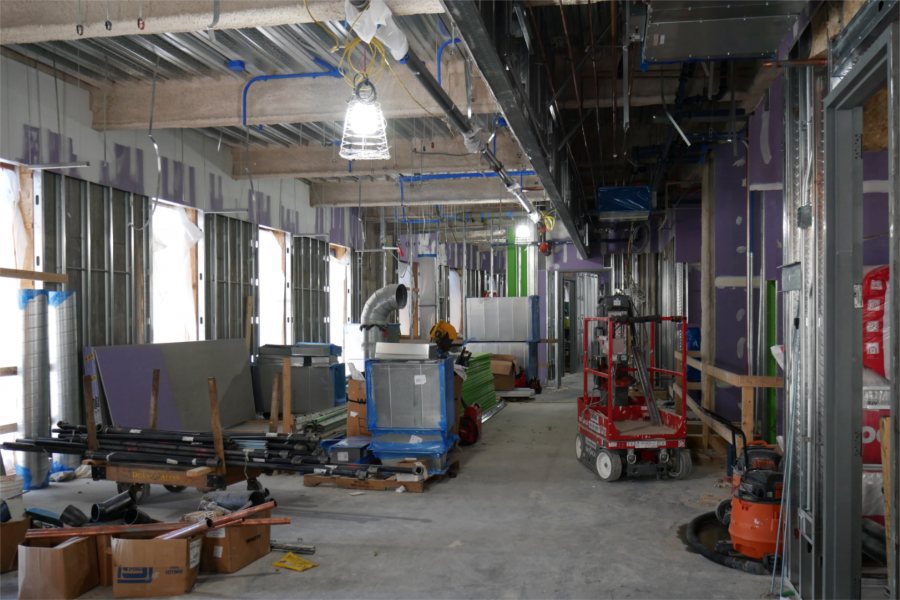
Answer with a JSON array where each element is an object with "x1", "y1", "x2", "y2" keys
[
  {"x1": 241, "y1": 57, "x2": 342, "y2": 128},
  {"x1": 436, "y1": 38, "x2": 461, "y2": 86}
]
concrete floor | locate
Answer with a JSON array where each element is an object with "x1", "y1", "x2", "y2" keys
[{"x1": 1, "y1": 375, "x2": 771, "y2": 599}]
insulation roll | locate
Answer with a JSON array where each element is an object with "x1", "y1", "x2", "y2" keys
[
  {"x1": 18, "y1": 290, "x2": 51, "y2": 489},
  {"x1": 50, "y1": 291, "x2": 80, "y2": 470}
]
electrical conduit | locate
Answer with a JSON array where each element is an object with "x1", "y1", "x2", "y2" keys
[{"x1": 241, "y1": 57, "x2": 342, "y2": 128}]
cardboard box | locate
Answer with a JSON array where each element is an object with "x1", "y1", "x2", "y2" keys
[
  {"x1": 111, "y1": 536, "x2": 202, "y2": 598},
  {"x1": 18, "y1": 536, "x2": 99, "y2": 599},
  {"x1": 490, "y1": 355, "x2": 518, "y2": 391},
  {"x1": 0, "y1": 517, "x2": 30, "y2": 573},
  {"x1": 97, "y1": 531, "x2": 162, "y2": 587},
  {"x1": 346, "y1": 397, "x2": 369, "y2": 437},
  {"x1": 201, "y1": 510, "x2": 271, "y2": 573}
]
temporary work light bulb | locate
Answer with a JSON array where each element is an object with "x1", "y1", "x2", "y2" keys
[
  {"x1": 345, "y1": 100, "x2": 381, "y2": 136},
  {"x1": 515, "y1": 223, "x2": 531, "y2": 241},
  {"x1": 339, "y1": 78, "x2": 390, "y2": 161}
]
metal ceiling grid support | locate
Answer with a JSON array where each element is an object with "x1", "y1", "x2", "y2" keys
[
  {"x1": 441, "y1": 0, "x2": 588, "y2": 258},
  {"x1": 41, "y1": 173, "x2": 149, "y2": 348},
  {"x1": 292, "y1": 236, "x2": 329, "y2": 344},
  {"x1": 820, "y1": 19, "x2": 899, "y2": 599},
  {"x1": 204, "y1": 214, "x2": 257, "y2": 350}
]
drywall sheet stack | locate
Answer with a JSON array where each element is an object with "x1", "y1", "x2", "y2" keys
[
  {"x1": 460, "y1": 353, "x2": 497, "y2": 414},
  {"x1": 91, "y1": 340, "x2": 255, "y2": 430}
]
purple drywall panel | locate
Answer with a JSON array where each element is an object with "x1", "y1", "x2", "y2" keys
[
  {"x1": 863, "y1": 151, "x2": 889, "y2": 266},
  {"x1": 764, "y1": 189, "x2": 784, "y2": 281},
  {"x1": 748, "y1": 76, "x2": 785, "y2": 186},
  {"x1": 93, "y1": 344, "x2": 182, "y2": 429},
  {"x1": 714, "y1": 144, "x2": 748, "y2": 277},
  {"x1": 675, "y1": 207, "x2": 702, "y2": 263}
]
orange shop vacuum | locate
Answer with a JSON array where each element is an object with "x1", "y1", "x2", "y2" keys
[{"x1": 686, "y1": 409, "x2": 783, "y2": 575}]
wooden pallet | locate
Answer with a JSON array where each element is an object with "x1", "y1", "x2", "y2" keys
[{"x1": 303, "y1": 459, "x2": 460, "y2": 493}]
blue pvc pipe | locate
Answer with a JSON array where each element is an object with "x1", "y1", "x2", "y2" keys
[
  {"x1": 436, "y1": 38, "x2": 461, "y2": 86},
  {"x1": 241, "y1": 56, "x2": 342, "y2": 127}
]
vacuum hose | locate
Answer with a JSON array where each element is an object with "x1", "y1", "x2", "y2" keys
[{"x1": 686, "y1": 511, "x2": 771, "y2": 575}]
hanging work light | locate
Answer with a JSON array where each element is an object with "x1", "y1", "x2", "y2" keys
[{"x1": 339, "y1": 78, "x2": 390, "y2": 161}]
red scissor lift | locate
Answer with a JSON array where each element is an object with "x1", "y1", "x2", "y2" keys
[{"x1": 576, "y1": 306, "x2": 692, "y2": 481}]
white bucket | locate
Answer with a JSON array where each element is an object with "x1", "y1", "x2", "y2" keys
[{"x1": 0, "y1": 474, "x2": 26, "y2": 520}]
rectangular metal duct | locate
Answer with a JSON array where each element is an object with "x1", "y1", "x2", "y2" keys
[{"x1": 642, "y1": 0, "x2": 806, "y2": 62}]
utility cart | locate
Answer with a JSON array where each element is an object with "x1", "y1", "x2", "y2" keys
[{"x1": 575, "y1": 294, "x2": 691, "y2": 481}]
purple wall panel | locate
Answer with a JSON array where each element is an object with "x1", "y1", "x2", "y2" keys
[
  {"x1": 714, "y1": 144, "x2": 748, "y2": 277},
  {"x1": 863, "y1": 151, "x2": 890, "y2": 266},
  {"x1": 764, "y1": 189, "x2": 784, "y2": 281},
  {"x1": 748, "y1": 76, "x2": 785, "y2": 186},
  {"x1": 675, "y1": 207, "x2": 702, "y2": 263},
  {"x1": 92, "y1": 345, "x2": 182, "y2": 429}
]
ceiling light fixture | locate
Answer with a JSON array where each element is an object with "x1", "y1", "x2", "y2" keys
[{"x1": 339, "y1": 79, "x2": 390, "y2": 161}]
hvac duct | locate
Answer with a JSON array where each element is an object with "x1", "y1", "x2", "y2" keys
[
  {"x1": 18, "y1": 290, "x2": 50, "y2": 489},
  {"x1": 360, "y1": 284, "x2": 408, "y2": 359},
  {"x1": 51, "y1": 291, "x2": 80, "y2": 470}
]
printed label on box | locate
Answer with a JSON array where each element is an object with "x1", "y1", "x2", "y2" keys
[
  {"x1": 337, "y1": 451, "x2": 349, "y2": 462},
  {"x1": 414, "y1": 375, "x2": 426, "y2": 385},
  {"x1": 213, "y1": 546, "x2": 223, "y2": 559},
  {"x1": 117, "y1": 567, "x2": 154, "y2": 584},
  {"x1": 189, "y1": 538, "x2": 202, "y2": 568},
  {"x1": 206, "y1": 528, "x2": 226, "y2": 539},
  {"x1": 410, "y1": 434, "x2": 423, "y2": 444}
]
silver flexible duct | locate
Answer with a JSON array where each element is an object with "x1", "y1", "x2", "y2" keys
[
  {"x1": 360, "y1": 284, "x2": 408, "y2": 359},
  {"x1": 51, "y1": 291, "x2": 80, "y2": 470},
  {"x1": 19, "y1": 290, "x2": 50, "y2": 488}
]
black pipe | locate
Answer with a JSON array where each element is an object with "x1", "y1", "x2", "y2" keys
[
  {"x1": 685, "y1": 511, "x2": 771, "y2": 575},
  {"x1": 60, "y1": 505, "x2": 89, "y2": 527},
  {"x1": 84, "y1": 451, "x2": 220, "y2": 469},
  {"x1": 91, "y1": 491, "x2": 135, "y2": 522},
  {"x1": 123, "y1": 507, "x2": 159, "y2": 525}
]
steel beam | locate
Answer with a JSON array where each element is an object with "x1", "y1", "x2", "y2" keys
[{"x1": 441, "y1": 0, "x2": 588, "y2": 259}]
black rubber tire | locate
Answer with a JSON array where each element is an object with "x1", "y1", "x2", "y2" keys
[
  {"x1": 595, "y1": 449, "x2": 623, "y2": 482},
  {"x1": 163, "y1": 485, "x2": 186, "y2": 493},
  {"x1": 574, "y1": 434, "x2": 585, "y2": 461},
  {"x1": 668, "y1": 449, "x2": 693, "y2": 480},
  {"x1": 117, "y1": 482, "x2": 151, "y2": 504}
]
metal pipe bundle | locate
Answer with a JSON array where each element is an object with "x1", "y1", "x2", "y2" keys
[{"x1": 19, "y1": 290, "x2": 50, "y2": 489}]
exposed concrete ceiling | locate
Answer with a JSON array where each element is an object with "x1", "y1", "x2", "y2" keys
[
  {"x1": 309, "y1": 176, "x2": 545, "y2": 207},
  {"x1": 0, "y1": 0, "x2": 443, "y2": 45},
  {"x1": 233, "y1": 134, "x2": 525, "y2": 180},
  {"x1": 90, "y1": 61, "x2": 492, "y2": 130}
]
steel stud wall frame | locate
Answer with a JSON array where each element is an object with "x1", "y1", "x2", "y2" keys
[
  {"x1": 781, "y1": 12, "x2": 900, "y2": 598},
  {"x1": 822, "y1": 19, "x2": 899, "y2": 599},
  {"x1": 204, "y1": 214, "x2": 257, "y2": 350},
  {"x1": 291, "y1": 236, "x2": 329, "y2": 344},
  {"x1": 41, "y1": 173, "x2": 150, "y2": 347}
]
